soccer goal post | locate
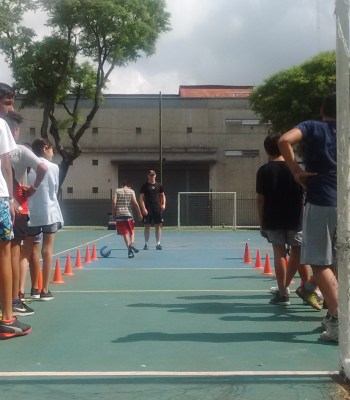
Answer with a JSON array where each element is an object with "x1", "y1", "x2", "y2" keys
[{"x1": 177, "y1": 192, "x2": 237, "y2": 229}]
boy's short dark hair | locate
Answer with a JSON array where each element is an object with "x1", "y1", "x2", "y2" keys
[
  {"x1": 0, "y1": 83, "x2": 15, "y2": 100},
  {"x1": 264, "y1": 134, "x2": 282, "y2": 157},
  {"x1": 32, "y1": 138, "x2": 53, "y2": 157},
  {"x1": 322, "y1": 92, "x2": 336, "y2": 119}
]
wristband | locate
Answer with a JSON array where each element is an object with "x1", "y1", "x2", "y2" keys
[
  {"x1": 9, "y1": 198, "x2": 14, "y2": 204},
  {"x1": 32, "y1": 184, "x2": 39, "y2": 191}
]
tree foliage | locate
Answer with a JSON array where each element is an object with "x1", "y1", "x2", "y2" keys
[
  {"x1": 0, "y1": 0, "x2": 170, "y2": 185},
  {"x1": 249, "y1": 51, "x2": 336, "y2": 133}
]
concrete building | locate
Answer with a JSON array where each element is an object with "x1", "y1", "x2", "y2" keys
[{"x1": 18, "y1": 85, "x2": 269, "y2": 227}]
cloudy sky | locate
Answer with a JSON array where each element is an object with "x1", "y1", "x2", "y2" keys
[{"x1": 3, "y1": 0, "x2": 336, "y2": 94}]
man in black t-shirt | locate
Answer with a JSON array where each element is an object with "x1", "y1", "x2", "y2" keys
[
  {"x1": 256, "y1": 134, "x2": 305, "y2": 306},
  {"x1": 139, "y1": 170, "x2": 166, "y2": 250}
]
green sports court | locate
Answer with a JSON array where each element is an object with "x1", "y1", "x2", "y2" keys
[{"x1": 0, "y1": 228, "x2": 348, "y2": 400}]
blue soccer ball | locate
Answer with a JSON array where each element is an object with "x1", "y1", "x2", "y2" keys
[{"x1": 100, "y1": 245, "x2": 112, "y2": 258}]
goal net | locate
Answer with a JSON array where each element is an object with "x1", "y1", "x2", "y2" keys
[
  {"x1": 177, "y1": 192, "x2": 237, "y2": 229},
  {"x1": 336, "y1": 0, "x2": 350, "y2": 379}
]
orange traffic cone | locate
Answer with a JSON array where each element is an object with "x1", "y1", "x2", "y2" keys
[
  {"x1": 84, "y1": 245, "x2": 92, "y2": 264},
  {"x1": 75, "y1": 249, "x2": 83, "y2": 269},
  {"x1": 254, "y1": 249, "x2": 263, "y2": 269},
  {"x1": 38, "y1": 270, "x2": 43, "y2": 293},
  {"x1": 243, "y1": 242, "x2": 252, "y2": 264},
  {"x1": 91, "y1": 244, "x2": 98, "y2": 261},
  {"x1": 263, "y1": 252, "x2": 274, "y2": 275},
  {"x1": 63, "y1": 253, "x2": 74, "y2": 276},
  {"x1": 51, "y1": 259, "x2": 65, "y2": 284}
]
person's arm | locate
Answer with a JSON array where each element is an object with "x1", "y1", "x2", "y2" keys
[
  {"x1": 26, "y1": 162, "x2": 47, "y2": 197},
  {"x1": 112, "y1": 193, "x2": 117, "y2": 219},
  {"x1": 1, "y1": 153, "x2": 15, "y2": 222},
  {"x1": 279, "y1": 128, "x2": 316, "y2": 190},
  {"x1": 160, "y1": 192, "x2": 166, "y2": 211},
  {"x1": 139, "y1": 193, "x2": 148, "y2": 216},
  {"x1": 256, "y1": 193, "x2": 267, "y2": 238},
  {"x1": 131, "y1": 196, "x2": 143, "y2": 220}
]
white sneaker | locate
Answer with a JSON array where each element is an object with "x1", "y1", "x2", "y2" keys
[
  {"x1": 270, "y1": 286, "x2": 290, "y2": 295},
  {"x1": 320, "y1": 317, "x2": 338, "y2": 342}
]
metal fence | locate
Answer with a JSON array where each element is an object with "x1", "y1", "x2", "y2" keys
[{"x1": 60, "y1": 190, "x2": 259, "y2": 228}]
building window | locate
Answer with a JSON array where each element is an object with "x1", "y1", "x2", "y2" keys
[
  {"x1": 29, "y1": 127, "x2": 36, "y2": 135},
  {"x1": 225, "y1": 150, "x2": 259, "y2": 157},
  {"x1": 67, "y1": 187, "x2": 73, "y2": 194},
  {"x1": 187, "y1": 127, "x2": 193, "y2": 133},
  {"x1": 225, "y1": 119, "x2": 260, "y2": 126},
  {"x1": 92, "y1": 159, "x2": 99, "y2": 166},
  {"x1": 92, "y1": 187, "x2": 99, "y2": 194},
  {"x1": 136, "y1": 127, "x2": 142, "y2": 134},
  {"x1": 92, "y1": 127, "x2": 98, "y2": 134}
]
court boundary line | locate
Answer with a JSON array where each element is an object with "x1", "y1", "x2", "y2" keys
[
  {"x1": 0, "y1": 370, "x2": 339, "y2": 378},
  {"x1": 53, "y1": 233, "x2": 114, "y2": 257},
  {"x1": 50, "y1": 289, "x2": 274, "y2": 293}
]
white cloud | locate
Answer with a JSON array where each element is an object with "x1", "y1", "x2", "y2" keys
[{"x1": 0, "y1": 0, "x2": 337, "y2": 94}]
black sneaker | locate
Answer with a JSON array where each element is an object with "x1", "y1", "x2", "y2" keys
[
  {"x1": 130, "y1": 245, "x2": 139, "y2": 253},
  {"x1": 128, "y1": 248, "x2": 134, "y2": 258},
  {"x1": 12, "y1": 301, "x2": 35, "y2": 317},
  {"x1": 269, "y1": 292, "x2": 290, "y2": 306},
  {"x1": 30, "y1": 288, "x2": 40, "y2": 299},
  {"x1": 40, "y1": 290, "x2": 54, "y2": 301},
  {"x1": 143, "y1": 244, "x2": 149, "y2": 250},
  {"x1": 156, "y1": 244, "x2": 162, "y2": 250},
  {"x1": 0, "y1": 317, "x2": 32, "y2": 339}
]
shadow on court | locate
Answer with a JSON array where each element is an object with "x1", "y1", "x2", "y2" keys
[{"x1": 0, "y1": 229, "x2": 347, "y2": 400}]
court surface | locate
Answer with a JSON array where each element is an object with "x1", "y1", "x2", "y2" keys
[{"x1": 1, "y1": 228, "x2": 349, "y2": 400}]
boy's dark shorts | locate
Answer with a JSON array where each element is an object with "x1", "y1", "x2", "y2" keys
[
  {"x1": 27, "y1": 222, "x2": 62, "y2": 236},
  {"x1": 143, "y1": 210, "x2": 163, "y2": 225},
  {"x1": 12, "y1": 214, "x2": 30, "y2": 243}
]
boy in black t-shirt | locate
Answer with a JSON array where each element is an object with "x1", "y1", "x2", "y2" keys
[
  {"x1": 256, "y1": 134, "x2": 304, "y2": 305},
  {"x1": 139, "y1": 170, "x2": 166, "y2": 250}
]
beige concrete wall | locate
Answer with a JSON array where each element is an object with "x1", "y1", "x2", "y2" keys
[{"x1": 17, "y1": 95, "x2": 269, "y2": 198}]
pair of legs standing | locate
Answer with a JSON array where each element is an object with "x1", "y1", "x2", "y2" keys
[
  {"x1": 21, "y1": 231, "x2": 56, "y2": 300},
  {"x1": 143, "y1": 223, "x2": 162, "y2": 250}
]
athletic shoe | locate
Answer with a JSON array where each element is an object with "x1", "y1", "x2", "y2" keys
[
  {"x1": 269, "y1": 292, "x2": 290, "y2": 306},
  {"x1": 12, "y1": 301, "x2": 35, "y2": 317},
  {"x1": 156, "y1": 244, "x2": 162, "y2": 250},
  {"x1": 320, "y1": 316, "x2": 338, "y2": 342},
  {"x1": 40, "y1": 290, "x2": 54, "y2": 301},
  {"x1": 130, "y1": 245, "x2": 139, "y2": 254},
  {"x1": 321, "y1": 314, "x2": 332, "y2": 329},
  {"x1": 270, "y1": 286, "x2": 290, "y2": 295},
  {"x1": 0, "y1": 317, "x2": 32, "y2": 339},
  {"x1": 143, "y1": 244, "x2": 149, "y2": 250},
  {"x1": 30, "y1": 288, "x2": 40, "y2": 299},
  {"x1": 128, "y1": 248, "x2": 134, "y2": 258},
  {"x1": 295, "y1": 286, "x2": 322, "y2": 311}
]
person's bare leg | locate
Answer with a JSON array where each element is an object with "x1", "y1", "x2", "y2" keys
[
  {"x1": 312, "y1": 266, "x2": 338, "y2": 316},
  {"x1": 285, "y1": 246, "x2": 301, "y2": 287},
  {"x1": 41, "y1": 233, "x2": 55, "y2": 293},
  {"x1": 10, "y1": 242, "x2": 21, "y2": 300},
  {"x1": 272, "y1": 244, "x2": 288, "y2": 296},
  {"x1": 155, "y1": 224, "x2": 161, "y2": 244},
  {"x1": 0, "y1": 241, "x2": 14, "y2": 320}
]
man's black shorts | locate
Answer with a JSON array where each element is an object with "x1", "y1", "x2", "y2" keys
[
  {"x1": 143, "y1": 209, "x2": 163, "y2": 225},
  {"x1": 12, "y1": 214, "x2": 29, "y2": 243}
]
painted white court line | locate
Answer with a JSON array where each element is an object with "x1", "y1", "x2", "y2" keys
[
  {"x1": 0, "y1": 370, "x2": 339, "y2": 378},
  {"x1": 52, "y1": 289, "x2": 282, "y2": 293},
  {"x1": 53, "y1": 233, "x2": 114, "y2": 257}
]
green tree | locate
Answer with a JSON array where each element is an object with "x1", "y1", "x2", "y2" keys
[
  {"x1": 0, "y1": 0, "x2": 170, "y2": 185},
  {"x1": 249, "y1": 51, "x2": 336, "y2": 133}
]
